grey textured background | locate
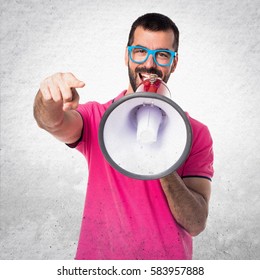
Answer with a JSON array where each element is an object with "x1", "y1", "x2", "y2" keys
[{"x1": 0, "y1": 0, "x2": 259, "y2": 260}]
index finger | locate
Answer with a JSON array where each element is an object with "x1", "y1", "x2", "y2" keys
[{"x1": 62, "y1": 72, "x2": 85, "y2": 88}]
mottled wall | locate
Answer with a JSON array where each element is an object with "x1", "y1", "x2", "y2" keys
[{"x1": 0, "y1": 0, "x2": 259, "y2": 259}]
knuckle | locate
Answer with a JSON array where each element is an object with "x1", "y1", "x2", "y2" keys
[
  {"x1": 51, "y1": 73, "x2": 60, "y2": 82},
  {"x1": 63, "y1": 72, "x2": 73, "y2": 78},
  {"x1": 61, "y1": 72, "x2": 72, "y2": 81}
]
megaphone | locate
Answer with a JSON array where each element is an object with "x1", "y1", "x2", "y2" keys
[{"x1": 98, "y1": 74, "x2": 192, "y2": 180}]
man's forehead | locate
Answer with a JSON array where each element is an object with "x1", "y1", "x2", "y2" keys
[{"x1": 132, "y1": 27, "x2": 175, "y2": 49}]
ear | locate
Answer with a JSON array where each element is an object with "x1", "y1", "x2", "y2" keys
[
  {"x1": 170, "y1": 54, "x2": 178, "y2": 73},
  {"x1": 125, "y1": 47, "x2": 129, "y2": 66}
]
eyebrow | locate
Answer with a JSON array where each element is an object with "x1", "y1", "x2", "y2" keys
[{"x1": 135, "y1": 44, "x2": 172, "y2": 51}]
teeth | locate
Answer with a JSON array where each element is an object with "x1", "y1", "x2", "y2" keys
[{"x1": 139, "y1": 73, "x2": 150, "y2": 80}]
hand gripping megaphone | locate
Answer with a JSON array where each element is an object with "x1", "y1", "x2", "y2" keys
[{"x1": 98, "y1": 74, "x2": 192, "y2": 180}]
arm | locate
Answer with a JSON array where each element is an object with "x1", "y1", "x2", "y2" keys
[
  {"x1": 33, "y1": 72, "x2": 85, "y2": 143},
  {"x1": 160, "y1": 172, "x2": 211, "y2": 236}
]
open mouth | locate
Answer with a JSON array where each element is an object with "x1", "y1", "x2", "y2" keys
[
  {"x1": 138, "y1": 73, "x2": 155, "y2": 81},
  {"x1": 138, "y1": 73, "x2": 163, "y2": 82}
]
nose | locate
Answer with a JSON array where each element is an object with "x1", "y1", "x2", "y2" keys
[{"x1": 144, "y1": 53, "x2": 156, "y2": 68}]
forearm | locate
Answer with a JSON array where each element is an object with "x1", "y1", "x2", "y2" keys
[{"x1": 160, "y1": 172, "x2": 209, "y2": 236}]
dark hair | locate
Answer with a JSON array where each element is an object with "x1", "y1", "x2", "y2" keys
[{"x1": 127, "y1": 13, "x2": 179, "y2": 51}]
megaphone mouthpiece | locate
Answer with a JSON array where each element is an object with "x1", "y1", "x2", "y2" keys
[{"x1": 136, "y1": 74, "x2": 171, "y2": 98}]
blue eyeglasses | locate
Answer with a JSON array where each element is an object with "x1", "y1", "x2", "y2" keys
[{"x1": 128, "y1": 46, "x2": 177, "y2": 67}]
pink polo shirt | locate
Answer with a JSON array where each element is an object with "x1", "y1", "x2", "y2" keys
[{"x1": 72, "y1": 91, "x2": 214, "y2": 260}]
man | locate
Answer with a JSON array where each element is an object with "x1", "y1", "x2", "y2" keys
[{"x1": 34, "y1": 13, "x2": 214, "y2": 259}]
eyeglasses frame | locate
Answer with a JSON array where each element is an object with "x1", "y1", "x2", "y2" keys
[{"x1": 127, "y1": 45, "x2": 177, "y2": 67}]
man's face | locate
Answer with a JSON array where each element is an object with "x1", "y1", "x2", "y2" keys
[{"x1": 125, "y1": 26, "x2": 178, "y2": 93}]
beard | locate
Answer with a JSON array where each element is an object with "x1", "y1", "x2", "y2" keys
[{"x1": 128, "y1": 63, "x2": 171, "y2": 92}]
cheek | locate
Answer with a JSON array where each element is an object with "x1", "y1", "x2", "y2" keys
[
  {"x1": 128, "y1": 62, "x2": 138, "y2": 76},
  {"x1": 161, "y1": 68, "x2": 173, "y2": 83},
  {"x1": 162, "y1": 67, "x2": 172, "y2": 78}
]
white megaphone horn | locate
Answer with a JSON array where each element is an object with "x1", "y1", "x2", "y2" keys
[{"x1": 98, "y1": 74, "x2": 192, "y2": 180}]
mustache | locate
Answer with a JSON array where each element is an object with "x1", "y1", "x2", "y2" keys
[{"x1": 135, "y1": 67, "x2": 163, "y2": 78}]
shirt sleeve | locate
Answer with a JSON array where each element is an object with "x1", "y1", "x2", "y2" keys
[
  {"x1": 65, "y1": 103, "x2": 91, "y2": 151},
  {"x1": 180, "y1": 120, "x2": 214, "y2": 180}
]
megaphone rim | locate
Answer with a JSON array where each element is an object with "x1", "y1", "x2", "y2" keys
[{"x1": 98, "y1": 92, "x2": 192, "y2": 180}]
